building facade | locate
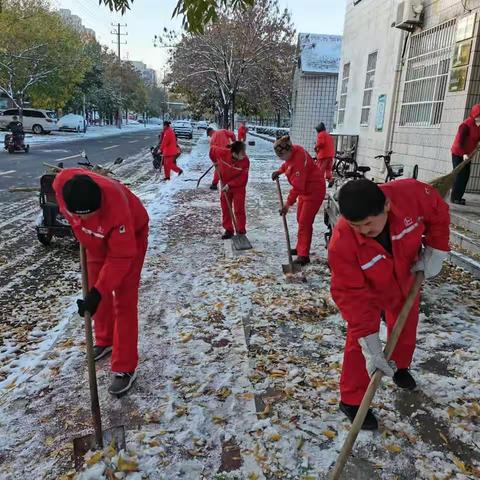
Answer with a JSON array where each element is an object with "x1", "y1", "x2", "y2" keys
[
  {"x1": 130, "y1": 61, "x2": 157, "y2": 88},
  {"x1": 290, "y1": 33, "x2": 342, "y2": 153},
  {"x1": 334, "y1": 0, "x2": 480, "y2": 193},
  {"x1": 58, "y1": 9, "x2": 96, "y2": 39}
]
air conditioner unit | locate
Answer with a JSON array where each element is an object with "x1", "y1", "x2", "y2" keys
[{"x1": 395, "y1": 0, "x2": 424, "y2": 32}]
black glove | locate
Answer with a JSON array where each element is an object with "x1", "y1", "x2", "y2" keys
[
  {"x1": 328, "y1": 179, "x2": 335, "y2": 188},
  {"x1": 271, "y1": 171, "x2": 280, "y2": 181},
  {"x1": 77, "y1": 287, "x2": 101, "y2": 317}
]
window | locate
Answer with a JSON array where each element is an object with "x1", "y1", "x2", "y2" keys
[
  {"x1": 3, "y1": 109, "x2": 19, "y2": 116},
  {"x1": 399, "y1": 19, "x2": 456, "y2": 127},
  {"x1": 360, "y1": 52, "x2": 377, "y2": 126},
  {"x1": 338, "y1": 62, "x2": 350, "y2": 125}
]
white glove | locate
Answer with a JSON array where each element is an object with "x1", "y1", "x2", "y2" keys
[
  {"x1": 463, "y1": 154, "x2": 469, "y2": 161},
  {"x1": 412, "y1": 246, "x2": 448, "y2": 279},
  {"x1": 358, "y1": 333, "x2": 395, "y2": 378},
  {"x1": 222, "y1": 184, "x2": 230, "y2": 192}
]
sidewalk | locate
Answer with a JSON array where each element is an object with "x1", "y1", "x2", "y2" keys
[{"x1": 0, "y1": 137, "x2": 479, "y2": 479}]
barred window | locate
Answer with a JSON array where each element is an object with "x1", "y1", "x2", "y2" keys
[
  {"x1": 361, "y1": 52, "x2": 377, "y2": 126},
  {"x1": 399, "y1": 19, "x2": 455, "y2": 127},
  {"x1": 338, "y1": 62, "x2": 350, "y2": 125}
]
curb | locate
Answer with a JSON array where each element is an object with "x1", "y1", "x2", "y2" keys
[{"x1": 448, "y1": 250, "x2": 480, "y2": 279}]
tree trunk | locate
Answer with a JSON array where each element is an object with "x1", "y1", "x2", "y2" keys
[
  {"x1": 230, "y1": 93, "x2": 235, "y2": 131},
  {"x1": 276, "y1": 112, "x2": 281, "y2": 127},
  {"x1": 222, "y1": 104, "x2": 229, "y2": 129}
]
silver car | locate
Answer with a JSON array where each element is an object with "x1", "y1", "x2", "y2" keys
[{"x1": 172, "y1": 120, "x2": 193, "y2": 139}]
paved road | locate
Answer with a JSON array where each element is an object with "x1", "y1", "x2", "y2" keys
[{"x1": 0, "y1": 128, "x2": 162, "y2": 194}]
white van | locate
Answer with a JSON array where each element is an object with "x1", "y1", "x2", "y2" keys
[{"x1": 0, "y1": 108, "x2": 58, "y2": 134}]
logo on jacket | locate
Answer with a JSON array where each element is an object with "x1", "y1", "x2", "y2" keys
[
  {"x1": 98, "y1": 226, "x2": 104, "y2": 234},
  {"x1": 425, "y1": 186, "x2": 431, "y2": 195},
  {"x1": 119, "y1": 225, "x2": 126, "y2": 234},
  {"x1": 295, "y1": 171, "x2": 300, "y2": 177},
  {"x1": 404, "y1": 217, "x2": 413, "y2": 227}
]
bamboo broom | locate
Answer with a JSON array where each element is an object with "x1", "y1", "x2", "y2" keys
[{"x1": 330, "y1": 154, "x2": 470, "y2": 479}]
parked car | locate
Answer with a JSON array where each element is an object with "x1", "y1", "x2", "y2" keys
[
  {"x1": 172, "y1": 120, "x2": 193, "y2": 139},
  {"x1": 57, "y1": 114, "x2": 86, "y2": 133},
  {"x1": 197, "y1": 120, "x2": 208, "y2": 130},
  {"x1": 0, "y1": 108, "x2": 58, "y2": 134}
]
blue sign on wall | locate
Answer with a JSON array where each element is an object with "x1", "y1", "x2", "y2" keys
[{"x1": 375, "y1": 94, "x2": 387, "y2": 132}]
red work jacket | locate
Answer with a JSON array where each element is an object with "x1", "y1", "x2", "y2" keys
[
  {"x1": 210, "y1": 146, "x2": 249, "y2": 188},
  {"x1": 451, "y1": 104, "x2": 480, "y2": 157},
  {"x1": 238, "y1": 124, "x2": 248, "y2": 142},
  {"x1": 161, "y1": 126, "x2": 178, "y2": 156},
  {"x1": 53, "y1": 168, "x2": 149, "y2": 296},
  {"x1": 315, "y1": 130, "x2": 335, "y2": 159},
  {"x1": 278, "y1": 144, "x2": 325, "y2": 206},
  {"x1": 328, "y1": 179, "x2": 450, "y2": 338},
  {"x1": 211, "y1": 129, "x2": 236, "y2": 150}
]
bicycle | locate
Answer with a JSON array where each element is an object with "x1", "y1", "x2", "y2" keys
[
  {"x1": 333, "y1": 145, "x2": 358, "y2": 178},
  {"x1": 374, "y1": 151, "x2": 405, "y2": 182}
]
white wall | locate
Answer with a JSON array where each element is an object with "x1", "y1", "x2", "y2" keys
[{"x1": 335, "y1": 0, "x2": 480, "y2": 191}]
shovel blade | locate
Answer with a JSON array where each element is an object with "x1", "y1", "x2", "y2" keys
[
  {"x1": 73, "y1": 426, "x2": 126, "y2": 470},
  {"x1": 282, "y1": 263, "x2": 301, "y2": 275},
  {"x1": 232, "y1": 234, "x2": 252, "y2": 251}
]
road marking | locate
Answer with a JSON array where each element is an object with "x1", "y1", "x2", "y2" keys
[
  {"x1": 103, "y1": 145, "x2": 119, "y2": 150},
  {"x1": 55, "y1": 153, "x2": 82, "y2": 162},
  {"x1": 128, "y1": 140, "x2": 139, "y2": 143},
  {"x1": 0, "y1": 170, "x2": 16, "y2": 176},
  {"x1": 143, "y1": 136, "x2": 150, "y2": 139}
]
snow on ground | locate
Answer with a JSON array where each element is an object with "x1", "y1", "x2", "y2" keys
[
  {"x1": 0, "y1": 122, "x2": 160, "y2": 146},
  {"x1": 0, "y1": 136, "x2": 479, "y2": 479}
]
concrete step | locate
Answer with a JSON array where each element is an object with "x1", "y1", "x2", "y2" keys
[{"x1": 450, "y1": 210, "x2": 480, "y2": 235}]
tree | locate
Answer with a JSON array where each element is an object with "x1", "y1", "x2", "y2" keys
[
  {"x1": 167, "y1": 0, "x2": 295, "y2": 127},
  {"x1": 99, "y1": 0, "x2": 255, "y2": 33},
  {"x1": 0, "y1": 0, "x2": 90, "y2": 114}
]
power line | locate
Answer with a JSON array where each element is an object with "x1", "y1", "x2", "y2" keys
[{"x1": 111, "y1": 23, "x2": 128, "y2": 62}]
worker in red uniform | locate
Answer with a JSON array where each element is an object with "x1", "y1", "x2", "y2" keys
[
  {"x1": 161, "y1": 120, "x2": 183, "y2": 181},
  {"x1": 210, "y1": 141, "x2": 250, "y2": 239},
  {"x1": 207, "y1": 127, "x2": 236, "y2": 190},
  {"x1": 328, "y1": 179, "x2": 450, "y2": 429},
  {"x1": 237, "y1": 122, "x2": 248, "y2": 142},
  {"x1": 53, "y1": 169, "x2": 149, "y2": 396},
  {"x1": 314, "y1": 122, "x2": 335, "y2": 185},
  {"x1": 450, "y1": 104, "x2": 480, "y2": 205},
  {"x1": 271, "y1": 136, "x2": 326, "y2": 266}
]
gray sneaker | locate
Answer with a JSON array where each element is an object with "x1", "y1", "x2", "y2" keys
[
  {"x1": 93, "y1": 345, "x2": 112, "y2": 361},
  {"x1": 108, "y1": 371, "x2": 137, "y2": 396}
]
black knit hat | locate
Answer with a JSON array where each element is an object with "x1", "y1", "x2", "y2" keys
[{"x1": 63, "y1": 174, "x2": 101, "y2": 214}]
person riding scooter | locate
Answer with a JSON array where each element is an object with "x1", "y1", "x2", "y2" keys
[{"x1": 4, "y1": 116, "x2": 29, "y2": 153}]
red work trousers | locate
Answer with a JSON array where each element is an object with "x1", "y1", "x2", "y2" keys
[
  {"x1": 87, "y1": 229, "x2": 148, "y2": 373},
  {"x1": 294, "y1": 187, "x2": 325, "y2": 257},
  {"x1": 221, "y1": 187, "x2": 247, "y2": 234},
  {"x1": 340, "y1": 295, "x2": 420, "y2": 405},
  {"x1": 163, "y1": 155, "x2": 181, "y2": 180}
]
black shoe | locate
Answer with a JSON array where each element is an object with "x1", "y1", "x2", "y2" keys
[
  {"x1": 163, "y1": 177, "x2": 170, "y2": 181},
  {"x1": 293, "y1": 256, "x2": 310, "y2": 266},
  {"x1": 393, "y1": 369, "x2": 416, "y2": 390},
  {"x1": 221, "y1": 231, "x2": 234, "y2": 240},
  {"x1": 178, "y1": 169, "x2": 183, "y2": 176},
  {"x1": 452, "y1": 198, "x2": 466, "y2": 205},
  {"x1": 290, "y1": 249, "x2": 298, "y2": 256},
  {"x1": 210, "y1": 183, "x2": 218, "y2": 190},
  {"x1": 93, "y1": 345, "x2": 112, "y2": 361},
  {"x1": 108, "y1": 371, "x2": 137, "y2": 396},
  {"x1": 339, "y1": 401, "x2": 378, "y2": 430}
]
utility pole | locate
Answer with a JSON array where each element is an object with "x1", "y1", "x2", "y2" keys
[{"x1": 111, "y1": 23, "x2": 127, "y2": 128}]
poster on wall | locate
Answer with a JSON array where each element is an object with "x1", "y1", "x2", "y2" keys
[
  {"x1": 375, "y1": 94, "x2": 386, "y2": 132},
  {"x1": 449, "y1": 66, "x2": 468, "y2": 92},
  {"x1": 452, "y1": 39, "x2": 472, "y2": 67}
]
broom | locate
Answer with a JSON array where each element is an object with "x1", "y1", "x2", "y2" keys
[{"x1": 330, "y1": 154, "x2": 471, "y2": 479}]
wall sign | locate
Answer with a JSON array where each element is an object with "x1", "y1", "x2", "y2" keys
[{"x1": 375, "y1": 94, "x2": 387, "y2": 132}]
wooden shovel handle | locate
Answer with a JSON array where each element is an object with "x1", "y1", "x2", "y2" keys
[
  {"x1": 331, "y1": 272, "x2": 424, "y2": 479},
  {"x1": 80, "y1": 246, "x2": 104, "y2": 448},
  {"x1": 275, "y1": 178, "x2": 295, "y2": 269}
]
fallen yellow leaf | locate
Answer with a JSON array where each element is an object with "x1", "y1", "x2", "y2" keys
[
  {"x1": 86, "y1": 450, "x2": 103, "y2": 466},
  {"x1": 270, "y1": 433, "x2": 281, "y2": 441},
  {"x1": 117, "y1": 456, "x2": 139, "y2": 472},
  {"x1": 385, "y1": 444, "x2": 402, "y2": 454},
  {"x1": 322, "y1": 430, "x2": 336, "y2": 440}
]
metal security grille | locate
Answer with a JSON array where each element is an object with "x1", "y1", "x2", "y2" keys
[
  {"x1": 399, "y1": 19, "x2": 456, "y2": 127},
  {"x1": 361, "y1": 52, "x2": 378, "y2": 126},
  {"x1": 338, "y1": 63, "x2": 350, "y2": 125},
  {"x1": 467, "y1": 154, "x2": 480, "y2": 193}
]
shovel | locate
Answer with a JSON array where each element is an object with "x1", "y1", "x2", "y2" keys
[
  {"x1": 195, "y1": 164, "x2": 214, "y2": 188},
  {"x1": 222, "y1": 186, "x2": 252, "y2": 251},
  {"x1": 275, "y1": 178, "x2": 301, "y2": 275},
  {"x1": 73, "y1": 246, "x2": 126, "y2": 470}
]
